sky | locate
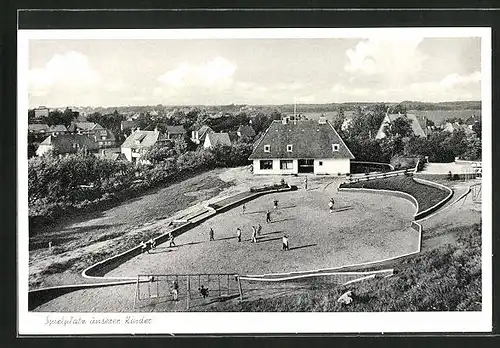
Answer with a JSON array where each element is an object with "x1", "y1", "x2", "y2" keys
[{"x1": 28, "y1": 37, "x2": 482, "y2": 108}]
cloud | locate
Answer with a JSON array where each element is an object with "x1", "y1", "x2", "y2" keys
[
  {"x1": 29, "y1": 51, "x2": 100, "y2": 97},
  {"x1": 157, "y1": 56, "x2": 237, "y2": 89},
  {"x1": 344, "y1": 37, "x2": 425, "y2": 86}
]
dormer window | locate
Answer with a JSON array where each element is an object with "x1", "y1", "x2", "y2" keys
[
  {"x1": 332, "y1": 144, "x2": 340, "y2": 152},
  {"x1": 264, "y1": 145, "x2": 271, "y2": 152},
  {"x1": 287, "y1": 144, "x2": 293, "y2": 152}
]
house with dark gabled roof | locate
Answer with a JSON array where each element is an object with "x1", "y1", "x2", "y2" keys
[
  {"x1": 203, "y1": 132, "x2": 232, "y2": 149},
  {"x1": 36, "y1": 134, "x2": 99, "y2": 156},
  {"x1": 248, "y1": 117, "x2": 354, "y2": 175},
  {"x1": 165, "y1": 125, "x2": 186, "y2": 140},
  {"x1": 191, "y1": 125, "x2": 214, "y2": 144},
  {"x1": 28, "y1": 123, "x2": 50, "y2": 134},
  {"x1": 68, "y1": 122, "x2": 104, "y2": 134},
  {"x1": 47, "y1": 124, "x2": 68, "y2": 136},
  {"x1": 375, "y1": 113, "x2": 428, "y2": 139},
  {"x1": 237, "y1": 125, "x2": 256, "y2": 139}
]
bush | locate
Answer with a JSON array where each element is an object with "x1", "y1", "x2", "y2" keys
[{"x1": 29, "y1": 141, "x2": 257, "y2": 229}]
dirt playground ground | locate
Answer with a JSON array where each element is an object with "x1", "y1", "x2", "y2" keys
[{"x1": 106, "y1": 187, "x2": 418, "y2": 277}]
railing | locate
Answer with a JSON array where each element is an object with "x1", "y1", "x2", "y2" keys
[{"x1": 345, "y1": 168, "x2": 415, "y2": 184}]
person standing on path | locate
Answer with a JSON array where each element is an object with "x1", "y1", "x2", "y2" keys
[
  {"x1": 242, "y1": 204, "x2": 246, "y2": 215},
  {"x1": 251, "y1": 226, "x2": 258, "y2": 243},
  {"x1": 266, "y1": 210, "x2": 271, "y2": 223},
  {"x1": 209, "y1": 227, "x2": 215, "y2": 241},
  {"x1": 236, "y1": 227, "x2": 242, "y2": 242},
  {"x1": 282, "y1": 235, "x2": 289, "y2": 251},
  {"x1": 171, "y1": 280, "x2": 179, "y2": 301},
  {"x1": 304, "y1": 177, "x2": 308, "y2": 190},
  {"x1": 329, "y1": 198, "x2": 335, "y2": 213},
  {"x1": 256, "y1": 223, "x2": 262, "y2": 236},
  {"x1": 168, "y1": 233, "x2": 176, "y2": 247}
]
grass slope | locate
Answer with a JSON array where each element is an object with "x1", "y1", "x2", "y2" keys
[
  {"x1": 29, "y1": 170, "x2": 233, "y2": 289},
  {"x1": 200, "y1": 223, "x2": 481, "y2": 312},
  {"x1": 341, "y1": 175, "x2": 449, "y2": 213}
]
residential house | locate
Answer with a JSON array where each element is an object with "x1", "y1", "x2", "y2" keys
[
  {"x1": 121, "y1": 120, "x2": 137, "y2": 133},
  {"x1": 36, "y1": 134, "x2": 99, "y2": 156},
  {"x1": 68, "y1": 122, "x2": 115, "y2": 148},
  {"x1": 28, "y1": 123, "x2": 49, "y2": 136},
  {"x1": 442, "y1": 122, "x2": 474, "y2": 135},
  {"x1": 375, "y1": 113, "x2": 428, "y2": 139},
  {"x1": 236, "y1": 125, "x2": 256, "y2": 139},
  {"x1": 165, "y1": 125, "x2": 186, "y2": 140},
  {"x1": 248, "y1": 117, "x2": 354, "y2": 175},
  {"x1": 203, "y1": 132, "x2": 232, "y2": 149},
  {"x1": 95, "y1": 150, "x2": 127, "y2": 161},
  {"x1": 47, "y1": 125, "x2": 68, "y2": 136},
  {"x1": 465, "y1": 115, "x2": 480, "y2": 129},
  {"x1": 120, "y1": 129, "x2": 162, "y2": 163},
  {"x1": 68, "y1": 122, "x2": 104, "y2": 135},
  {"x1": 191, "y1": 125, "x2": 214, "y2": 144}
]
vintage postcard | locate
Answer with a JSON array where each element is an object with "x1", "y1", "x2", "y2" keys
[{"x1": 18, "y1": 27, "x2": 491, "y2": 334}]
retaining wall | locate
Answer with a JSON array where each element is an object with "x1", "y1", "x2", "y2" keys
[
  {"x1": 413, "y1": 178, "x2": 453, "y2": 221},
  {"x1": 338, "y1": 187, "x2": 419, "y2": 213}
]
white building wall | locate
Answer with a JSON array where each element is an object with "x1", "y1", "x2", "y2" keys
[
  {"x1": 121, "y1": 147, "x2": 132, "y2": 162},
  {"x1": 252, "y1": 159, "x2": 298, "y2": 175},
  {"x1": 203, "y1": 136, "x2": 211, "y2": 149},
  {"x1": 314, "y1": 158, "x2": 350, "y2": 175},
  {"x1": 36, "y1": 144, "x2": 52, "y2": 156}
]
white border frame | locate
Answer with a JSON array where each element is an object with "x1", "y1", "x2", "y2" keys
[{"x1": 18, "y1": 27, "x2": 492, "y2": 335}]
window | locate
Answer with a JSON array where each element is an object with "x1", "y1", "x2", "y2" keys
[
  {"x1": 280, "y1": 160, "x2": 293, "y2": 170},
  {"x1": 287, "y1": 144, "x2": 293, "y2": 152},
  {"x1": 319, "y1": 161, "x2": 323, "y2": 166},
  {"x1": 332, "y1": 144, "x2": 340, "y2": 152},
  {"x1": 260, "y1": 160, "x2": 273, "y2": 170},
  {"x1": 264, "y1": 145, "x2": 271, "y2": 152}
]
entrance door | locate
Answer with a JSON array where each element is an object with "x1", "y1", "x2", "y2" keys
[{"x1": 298, "y1": 159, "x2": 314, "y2": 173}]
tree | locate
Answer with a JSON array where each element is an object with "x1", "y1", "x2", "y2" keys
[
  {"x1": 463, "y1": 135, "x2": 481, "y2": 161},
  {"x1": 46, "y1": 108, "x2": 77, "y2": 127},
  {"x1": 385, "y1": 116, "x2": 414, "y2": 138},
  {"x1": 445, "y1": 130, "x2": 468, "y2": 159},
  {"x1": 332, "y1": 108, "x2": 346, "y2": 132},
  {"x1": 472, "y1": 120, "x2": 482, "y2": 139},
  {"x1": 28, "y1": 109, "x2": 36, "y2": 123},
  {"x1": 142, "y1": 143, "x2": 175, "y2": 164},
  {"x1": 390, "y1": 103, "x2": 407, "y2": 115}
]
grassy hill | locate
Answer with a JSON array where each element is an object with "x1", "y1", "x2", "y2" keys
[{"x1": 199, "y1": 223, "x2": 481, "y2": 312}]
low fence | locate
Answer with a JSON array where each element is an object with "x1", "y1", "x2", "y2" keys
[{"x1": 346, "y1": 168, "x2": 414, "y2": 184}]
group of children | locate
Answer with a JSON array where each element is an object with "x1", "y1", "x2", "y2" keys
[
  {"x1": 140, "y1": 238, "x2": 156, "y2": 253},
  {"x1": 168, "y1": 279, "x2": 209, "y2": 301}
]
